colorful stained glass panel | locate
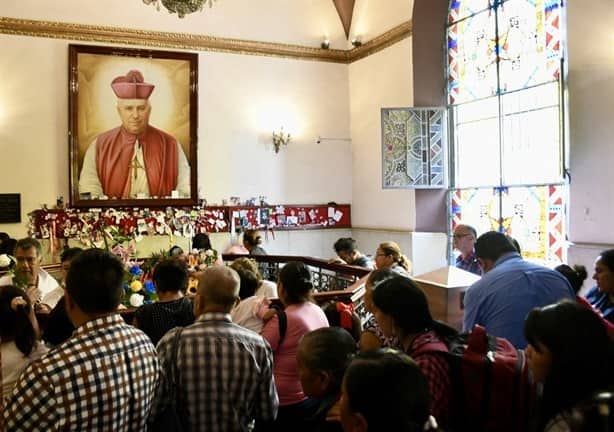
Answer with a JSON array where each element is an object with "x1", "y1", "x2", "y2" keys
[
  {"x1": 448, "y1": 0, "x2": 495, "y2": 24},
  {"x1": 447, "y1": 9, "x2": 498, "y2": 104},
  {"x1": 497, "y1": 0, "x2": 562, "y2": 93},
  {"x1": 382, "y1": 108, "x2": 446, "y2": 188},
  {"x1": 450, "y1": 184, "x2": 566, "y2": 264}
]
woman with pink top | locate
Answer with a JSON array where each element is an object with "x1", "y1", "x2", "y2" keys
[{"x1": 261, "y1": 261, "x2": 329, "y2": 431}]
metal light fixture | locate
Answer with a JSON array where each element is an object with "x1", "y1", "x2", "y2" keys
[
  {"x1": 142, "y1": 0, "x2": 218, "y2": 18},
  {"x1": 321, "y1": 39, "x2": 330, "y2": 50},
  {"x1": 272, "y1": 127, "x2": 291, "y2": 153}
]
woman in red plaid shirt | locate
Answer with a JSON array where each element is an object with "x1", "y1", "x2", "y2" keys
[{"x1": 371, "y1": 276, "x2": 457, "y2": 429}]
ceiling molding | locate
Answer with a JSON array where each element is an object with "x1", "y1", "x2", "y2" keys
[{"x1": 0, "y1": 17, "x2": 411, "y2": 64}]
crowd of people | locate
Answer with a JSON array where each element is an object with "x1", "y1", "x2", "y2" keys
[{"x1": 0, "y1": 230, "x2": 613, "y2": 431}]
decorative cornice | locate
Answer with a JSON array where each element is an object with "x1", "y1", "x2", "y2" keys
[
  {"x1": 348, "y1": 21, "x2": 412, "y2": 63},
  {"x1": 0, "y1": 17, "x2": 411, "y2": 64}
]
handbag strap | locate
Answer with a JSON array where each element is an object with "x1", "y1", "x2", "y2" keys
[{"x1": 169, "y1": 327, "x2": 184, "y2": 402}]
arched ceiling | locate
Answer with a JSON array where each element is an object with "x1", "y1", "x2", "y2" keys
[{"x1": 0, "y1": 0, "x2": 413, "y2": 50}]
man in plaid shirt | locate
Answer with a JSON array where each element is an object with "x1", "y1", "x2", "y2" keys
[
  {"x1": 149, "y1": 265, "x2": 278, "y2": 431},
  {"x1": 3, "y1": 249, "x2": 159, "y2": 431}
]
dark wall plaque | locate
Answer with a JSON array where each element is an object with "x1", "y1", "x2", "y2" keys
[{"x1": 0, "y1": 194, "x2": 21, "y2": 223}]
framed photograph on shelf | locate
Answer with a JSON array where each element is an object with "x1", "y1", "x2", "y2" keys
[{"x1": 68, "y1": 44, "x2": 198, "y2": 208}]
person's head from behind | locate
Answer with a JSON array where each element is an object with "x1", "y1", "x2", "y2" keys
[
  {"x1": 169, "y1": 245, "x2": 185, "y2": 260},
  {"x1": 364, "y1": 268, "x2": 395, "y2": 313},
  {"x1": 243, "y1": 229, "x2": 263, "y2": 251},
  {"x1": 555, "y1": 264, "x2": 588, "y2": 294},
  {"x1": 192, "y1": 233, "x2": 212, "y2": 251},
  {"x1": 340, "y1": 349, "x2": 431, "y2": 432},
  {"x1": 524, "y1": 300, "x2": 613, "y2": 420},
  {"x1": 60, "y1": 247, "x2": 83, "y2": 283},
  {"x1": 321, "y1": 301, "x2": 362, "y2": 342},
  {"x1": 374, "y1": 241, "x2": 411, "y2": 272},
  {"x1": 65, "y1": 249, "x2": 124, "y2": 324},
  {"x1": 297, "y1": 327, "x2": 357, "y2": 399},
  {"x1": 371, "y1": 276, "x2": 434, "y2": 341},
  {"x1": 0, "y1": 285, "x2": 37, "y2": 356},
  {"x1": 592, "y1": 249, "x2": 614, "y2": 296},
  {"x1": 453, "y1": 224, "x2": 477, "y2": 257},
  {"x1": 153, "y1": 258, "x2": 189, "y2": 294},
  {"x1": 195, "y1": 266, "x2": 240, "y2": 315},
  {"x1": 233, "y1": 266, "x2": 259, "y2": 300},
  {"x1": 278, "y1": 261, "x2": 313, "y2": 306},
  {"x1": 474, "y1": 231, "x2": 518, "y2": 273},
  {"x1": 230, "y1": 257, "x2": 263, "y2": 284},
  {"x1": 13, "y1": 237, "x2": 43, "y2": 283},
  {"x1": 334, "y1": 237, "x2": 360, "y2": 265}
]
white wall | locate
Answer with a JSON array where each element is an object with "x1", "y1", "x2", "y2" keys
[
  {"x1": 348, "y1": 38, "x2": 415, "y2": 230},
  {"x1": 0, "y1": 35, "x2": 352, "y2": 239},
  {"x1": 566, "y1": 0, "x2": 614, "y2": 274}
]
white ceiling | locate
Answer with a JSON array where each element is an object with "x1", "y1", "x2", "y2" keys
[{"x1": 0, "y1": 0, "x2": 413, "y2": 50}]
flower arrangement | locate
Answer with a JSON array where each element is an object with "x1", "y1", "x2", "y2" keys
[
  {"x1": 0, "y1": 253, "x2": 14, "y2": 269},
  {"x1": 187, "y1": 248, "x2": 218, "y2": 272},
  {"x1": 122, "y1": 261, "x2": 157, "y2": 308}
]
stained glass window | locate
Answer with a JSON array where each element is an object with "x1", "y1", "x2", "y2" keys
[
  {"x1": 450, "y1": 185, "x2": 567, "y2": 264},
  {"x1": 382, "y1": 108, "x2": 446, "y2": 188},
  {"x1": 447, "y1": 0, "x2": 566, "y2": 264}
]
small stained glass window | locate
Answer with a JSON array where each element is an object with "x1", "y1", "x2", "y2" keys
[{"x1": 382, "y1": 108, "x2": 446, "y2": 189}]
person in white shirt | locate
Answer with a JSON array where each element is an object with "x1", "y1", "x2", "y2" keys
[{"x1": 0, "y1": 238, "x2": 60, "y2": 311}]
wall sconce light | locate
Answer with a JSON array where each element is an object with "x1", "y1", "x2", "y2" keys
[
  {"x1": 351, "y1": 38, "x2": 362, "y2": 48},
  {"x1": 321, "y1": 39, "x2": 330, "y2": 49},
  {"x1": 272, "y1": 127, "x2": 291, "y2": 153}
]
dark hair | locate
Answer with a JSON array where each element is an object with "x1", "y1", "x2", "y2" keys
[
  {"x1": 192, "y1": 233, "x2": 212, "y2": 251},
  {"x1": 243, "y1": 230, "x2": 262, "y2": 248},
  {"x1": 279, "y1": 261, "x2": 313, "y2": 304},
  {"x1": 2, "y1": 238, "x2": 17, "y2": 256},
  {"x1": 15, "y1": 237, "x2": 42, "y2": 258},
  {"x1": 169, "y1": 245, "x2": 184, "y2": 257},
  {"x1": 298, "y1": 327, "x2": 357, "y2": 395},
  {"x1": 321, "y1": 301, "x2": 362, "y2": 342},
  {"x1": 372, "y1": 276, "x2": 457, "y2": 341},
  {"x1": 334, "y1": 237, "x2": 357, "y2": 254},
  {"x1": 0, "y1": 285, "x2": 36, "y2": 355},
  {"x1": 61, "y1": 247, "x2": 83, "y2": 263},
  {"x1": 153, "y1": 258, "x2": 189, "y2": 293},
  {"x1": 597, "y1": 249, "x2": 614, "y2": 272},
  {"x1": 555, "y1": 264, "x2": 588, "y2": 294},
  {"x1": 344, "y1": 349, "x2": 431, "y2": 432},
  {"x1": 474, "y1": 231, "x2": 518, "y2": 261},
  {"x1": 66, "y1": 249, "x2": 124, "y2": 313},
  {"x1": 524, "y1": 300, "x2": 614, "y2": 431},
  {"x1": 366, "y1": 267, "x2": 396, "y2": 287},
  {"x1": 234, "y1": 266, "x2": 259, "y2": 299},
  {"x1": 506, "y1": 235, "x2": 522, "y2": 254}
]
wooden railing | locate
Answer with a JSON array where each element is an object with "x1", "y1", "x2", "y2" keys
[
  {"x1": 26, "y1": 255, "x2": 371, "y2": 327},
  {"x1": 222, "y1": 254, "x2": 371, "y2": 320}
]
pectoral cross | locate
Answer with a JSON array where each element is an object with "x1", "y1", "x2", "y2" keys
[{"x1": 129, "y1": 156, "x2": 145, "y2": 181}]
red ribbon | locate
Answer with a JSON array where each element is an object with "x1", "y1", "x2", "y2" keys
[{"x1": 336, "y1": 302, "x2": 355, "y2": 330}]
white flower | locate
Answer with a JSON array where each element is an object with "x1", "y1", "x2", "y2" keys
[
  {"x1": 0, "y1": 254, "x2": 12, "y2": 268},
  {"x1": 129, "y1": 293, "x2": 144, "y2": 307},
  {"x1": 205, "y1": 249, "x2": 214, "y2": 257}
]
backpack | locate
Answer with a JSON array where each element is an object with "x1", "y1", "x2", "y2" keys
[{"x1": 413, "y1": 325, "x2": 535, "y2": 432}]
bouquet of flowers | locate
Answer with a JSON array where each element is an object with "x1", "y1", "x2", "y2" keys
[
  {"x1": 187, "y1": 248, "x2": 219, "y2": 272},
  {"x1": 122, "y1": 261, "x2": 158, "y2": 308}
]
